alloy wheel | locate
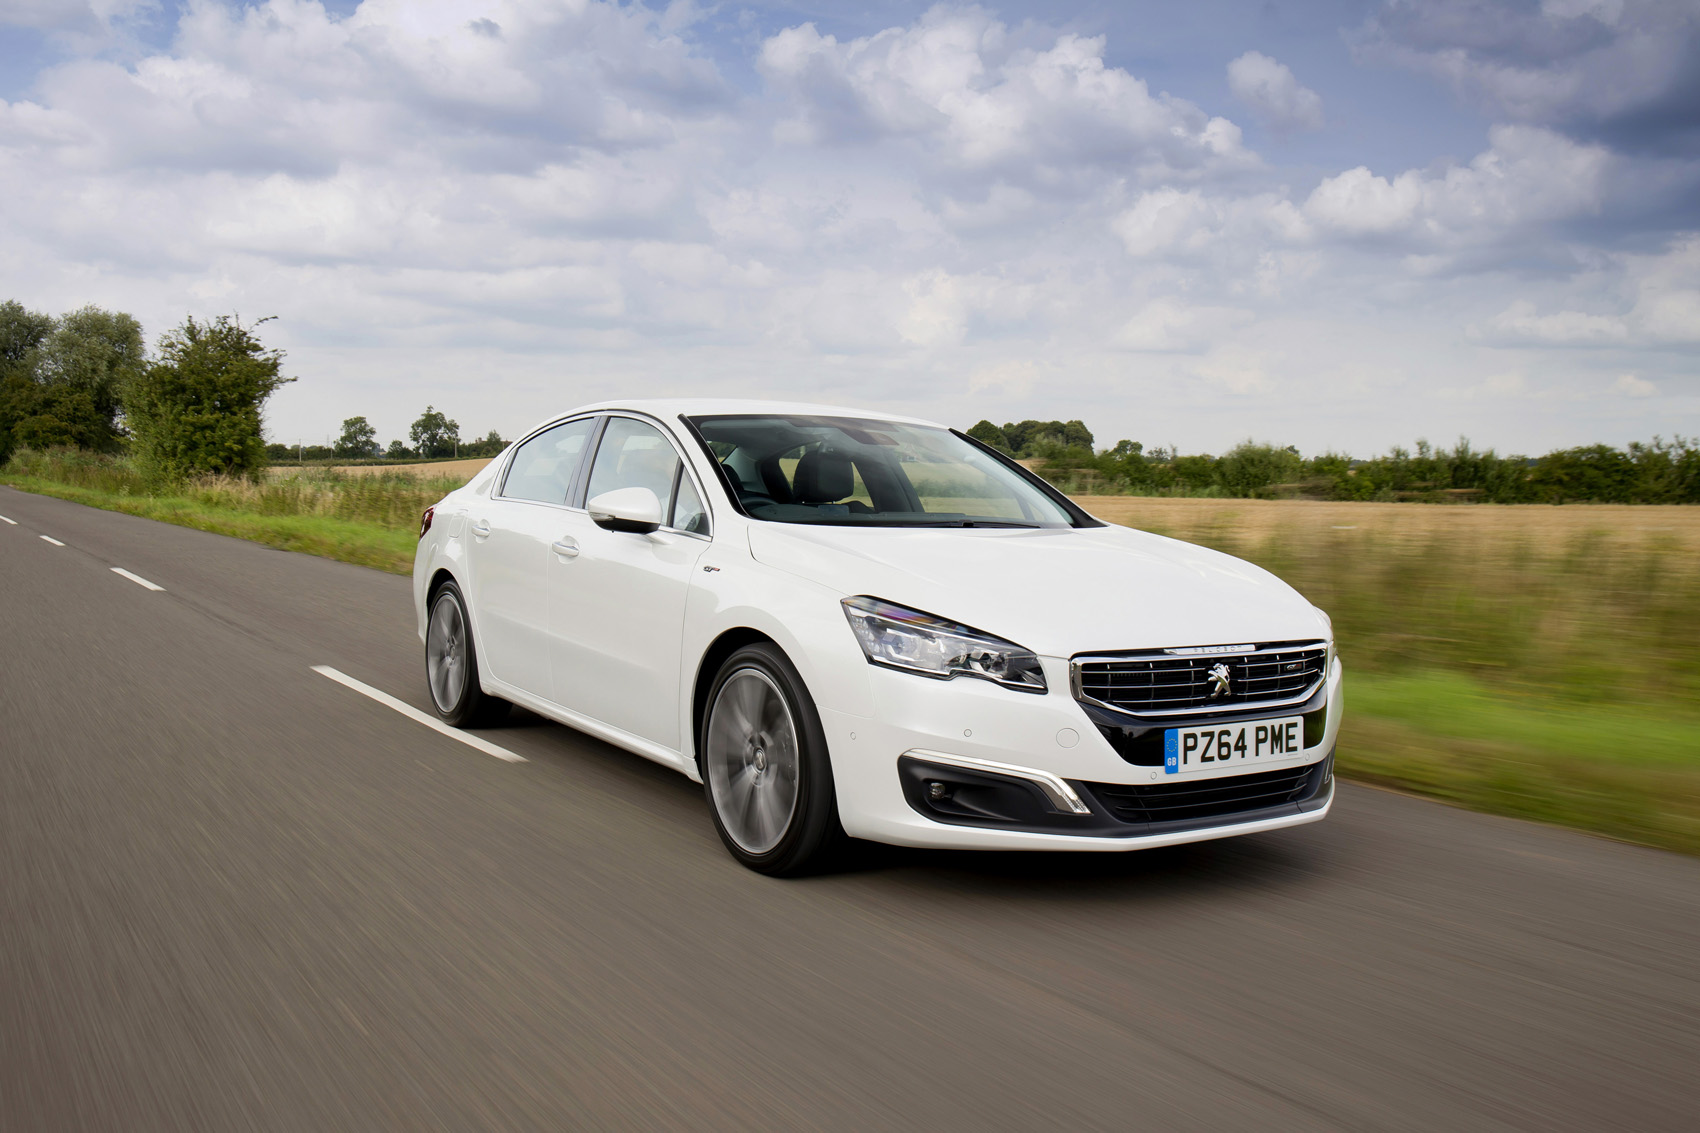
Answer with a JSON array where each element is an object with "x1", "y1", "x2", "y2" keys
[
  {"x1": 705, "y1": 666, "x2": 801, "y2": 854},
  {"x1": 426, "y1": 592, "x2": 469, "y2": 714}
]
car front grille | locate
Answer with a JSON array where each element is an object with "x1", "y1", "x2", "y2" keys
[
  {"x1": 1072, "y1": 642, "x2": 1326, "y2": 716},
  {"x1": 1085, "y1": 763, "x2": 1322, "y2": 826}
]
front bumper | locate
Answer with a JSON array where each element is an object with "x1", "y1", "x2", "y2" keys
[{"x1": 820, "y1": 653, "x2": 1343, "y2": 851}]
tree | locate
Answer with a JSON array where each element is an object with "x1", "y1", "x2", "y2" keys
[
  {"x1": 461, "y1": 428, "x2": 507, "y2": 458},
  {"x1": 36, "y1": 306, "x2": 145, "y2": 450},
  {"x1": 966, "y1": 419, "x2": 1012, "y2": 453},
  {"x1": 335, "y1": 415, "x2": 380, "y2": 459},
  {"x1": 410, "y1": 405, "x2": 460, "y2": 458},
  {"x1": 998, "y1": 418, "x2": 1094, "y2": 456},
  {"x1": 0, "y1": 301, "x2": 141, "y2": 462},
  {"x1": 123, "y1": 314, "x2": 291, "y2": 484},
  {"x1": 1530, "y1": 444, "x2": 1640, "y2": 503},
  {"x1": 385, "y1": 439, "x2": 413, "y2": 460},
  {"x1": 0, "y1": 300, "x2": 53, "y2": 370},
  {"x1": 1215, "y1": 441, "x2": 1303, "y2": 498}
]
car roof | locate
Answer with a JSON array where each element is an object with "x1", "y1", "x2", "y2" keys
[{"x1": 563, "y1": 398, "x2": 947, "y2": 430}]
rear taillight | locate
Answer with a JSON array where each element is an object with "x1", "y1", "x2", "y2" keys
[{"x1": 419, "y1": 506, "x2": 434, "y2": 540}]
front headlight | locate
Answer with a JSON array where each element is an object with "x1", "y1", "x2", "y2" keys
[{"x1": 841, "y1": 596, "x2": 1047, "y2": 692}]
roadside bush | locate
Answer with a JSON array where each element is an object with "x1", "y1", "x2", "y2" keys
[{"x1": 124, "y1": 315, "x2": 291, "y2": 485}]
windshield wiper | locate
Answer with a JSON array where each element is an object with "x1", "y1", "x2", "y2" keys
[{"x1": 905, "y1": 519, "x2": 1043, "y2": 528}]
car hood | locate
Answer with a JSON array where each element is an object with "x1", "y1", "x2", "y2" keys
[{"x1": 747, "y1": 522, "x2": 1327, "y2": 657}]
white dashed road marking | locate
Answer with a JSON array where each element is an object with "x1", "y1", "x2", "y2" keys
[
  {"x1": 0, "y1": 514, "x2": 16, "y2": 524},
  {"x1": 311, "y1": 666, "x2": 525, "y2": 763},
  {"x1": 39, "y1": 535, "x2": 64, "y2": 546},
  {"x1": 112, "y1": 567, "x2": 165, "y2": 592}
]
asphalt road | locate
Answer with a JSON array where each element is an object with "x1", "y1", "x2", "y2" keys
[{"x1": 2, "y1": 487, "x2": 1696, "y2": 1132}]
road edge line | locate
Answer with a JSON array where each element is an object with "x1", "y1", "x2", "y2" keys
[
  {"x1": 310, "y1": 665, "x2": 525, "y2": 763},
  {"x1": 111, "y1": 567, "x2": 166, "y2": 592}
]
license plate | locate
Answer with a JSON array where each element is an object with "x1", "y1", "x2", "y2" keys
[{"x1": 1164, "y1": 716, "x2": 1304, "y2": 775}]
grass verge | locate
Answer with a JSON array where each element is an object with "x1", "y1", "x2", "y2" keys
[
  {"x1": 0, "y1": 474, "x2": 419, "y2": 572},
  {"x1": 1341, "y1": 672, "x2": 1700, "y2": 855}
]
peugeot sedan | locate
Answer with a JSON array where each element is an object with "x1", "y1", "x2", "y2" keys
[{"x1": 414, "y1": 401, "x2": 1341, "y2": 874}]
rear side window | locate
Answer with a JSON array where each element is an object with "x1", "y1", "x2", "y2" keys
[
  {"x1": 585, "y1": 418, "x2": 682, "y2": 516},
  {"x1": 502, "y1": 418, "x2": 596, "y2": 504}
]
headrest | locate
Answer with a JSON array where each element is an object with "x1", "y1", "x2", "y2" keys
[{"x1": 793, "y1": 449, "x2": 854, "y2": 504}]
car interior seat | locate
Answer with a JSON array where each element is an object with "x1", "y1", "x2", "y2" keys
[{"x1": 792, "y1": 448, "x2": 855, "y2": 506}]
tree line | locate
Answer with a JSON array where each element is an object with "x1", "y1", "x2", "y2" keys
[
  {"x1": 2, "y1": 298, "x2": 506, "y2": 481},
  {"x1": 968, "y1": 419, "x2": 1700, "y2": 504},
  {"x1": 2, "y1": 299, "x2": 288, "y2": 484},
  {"x1": 267, "y1": 409, "x2": 506, "y2": 464}
]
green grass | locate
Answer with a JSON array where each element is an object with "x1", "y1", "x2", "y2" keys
[
  {"x1": 7, "y1": 448, "x2": 1698, "y2": 853},
  {"x1": 1340, "y1": 672, "x2": 1700, "y2": 854},
  {"x1": 1, "y1": 473, "x2": 421, "y2": 572},
  {"x1": 1, "y1": 449, "x2": 452, "y2": 573}
]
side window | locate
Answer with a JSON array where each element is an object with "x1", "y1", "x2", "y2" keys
[
  {"x1": 671, "y1": 470, "x2": 710, "y2": 535},
  {"x1": 501, "y1": 418, "x2": 595, "y2": 504},
  {"x1": 585, "y1": 418, "x2": 681, "y2": 516}
]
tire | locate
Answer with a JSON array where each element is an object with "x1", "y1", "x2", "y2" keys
[
  {"x1": 700, "y1": 642, "x2": 845, "y2": 876},
  {"x1": 424, "y1": 580, "x2": 510, "y2": 728}
]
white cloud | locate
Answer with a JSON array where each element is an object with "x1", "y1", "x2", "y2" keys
[
  {"x1": 1631, "y1": 289, "x2": 1700, "y2": 343},
  {"x1": 1303, "y1": 125, "x2": 1610, "y2": 241},
  {"x1": 1620, "y1": 237, "x2": 1700, "y2": 344},
  {"x1": 1612, "y1": 373, "x2": 1658, "y2": 397},
  {"x1": 1226, "y1": 51, "x2": 1324, "y2": 133},
  {"x1": 1470, "y1": 300, "x2": 1629, "y2": 344},
  {"x1": 758, "y1": 7, "x2": 1252, "y2": 185},
  {"x1": 1111, "y1": 188, "x2": 1309, "y2": 265},
  {"x1": 1116, "y1": 300, "x2": 1253, "y2": 353}
]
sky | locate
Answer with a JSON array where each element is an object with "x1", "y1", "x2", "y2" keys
[{"x1": 1, "y1": 0, "x2": 1696, "y2": 455}]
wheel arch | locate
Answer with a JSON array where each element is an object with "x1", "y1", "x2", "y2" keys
[
  {"x1": 426, "y1": 566, "x2": 458, "y2": 602},
  {"x1": 423, "y1": 566, "x2": 491, "y2": 690},
  {"x1": 691, "y1": 627, "x2": 778, "y2": 767}
]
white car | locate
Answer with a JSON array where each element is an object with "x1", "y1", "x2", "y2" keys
[{"x1": 414, "y1": 400, "x2": 1341, "y2": 875}]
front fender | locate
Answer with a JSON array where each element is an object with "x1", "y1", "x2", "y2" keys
[{"x1": 680, "y1": 539, "x2": 872, "y2": 762}]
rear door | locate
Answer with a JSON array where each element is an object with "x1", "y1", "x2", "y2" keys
[{"x1": 464, "y1": 416, "x2": 597, "y2": 696}]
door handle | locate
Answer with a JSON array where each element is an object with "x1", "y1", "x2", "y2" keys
[
  {"x1": 470, "y1": 519, "x2": 491, "y2": 539},
  {"x1": 551, "y1": 538, "x2": 580, "y2": 559}
]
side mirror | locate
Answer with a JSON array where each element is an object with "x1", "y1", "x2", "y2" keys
[{"x1": 587, "y1": 486, "x2": 662, "y2": 534}]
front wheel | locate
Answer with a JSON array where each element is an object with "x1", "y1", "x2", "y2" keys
[
  {"x1": 701, "y1": 643, "x2": 845, "y2": 876},
  {"x1": 425, "y1": 581, "x2": 510, "y2": 728}
]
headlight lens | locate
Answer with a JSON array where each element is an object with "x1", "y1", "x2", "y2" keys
[{"x1": 841, "y1": 596, "x2": 1047, "y2": 692}]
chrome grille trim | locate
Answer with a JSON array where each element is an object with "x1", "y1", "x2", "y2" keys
[{"x1": 1070, "y1": 641, "x2": 1328, "y2": 719}]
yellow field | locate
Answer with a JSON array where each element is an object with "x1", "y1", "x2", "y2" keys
[
  {"x1": 1077, "y1": 495, "x2": 1700, "y2": 552},
  {"x1": 267, "y1": 458, "x2": 495, "y2": 480}
]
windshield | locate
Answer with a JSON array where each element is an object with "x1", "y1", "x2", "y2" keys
[{"x1": 684, "y1": 414, "x2": 1081, "y2": 528}]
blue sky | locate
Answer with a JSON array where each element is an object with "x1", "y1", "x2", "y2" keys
[{"x1": 1, "y1": 0, "x2": 1696, "y2": 454}]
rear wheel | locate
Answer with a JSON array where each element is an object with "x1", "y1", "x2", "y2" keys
[
  {"x1": 701, "y1": 643, "x2": 844, "y2": 876},
  {"x1": 425, "y1": 581, "x2": 509, "y2": 728}
]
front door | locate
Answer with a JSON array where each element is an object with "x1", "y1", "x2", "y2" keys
[{"x1": 549, "y1": 417, "x2": 707, "y2": 751}]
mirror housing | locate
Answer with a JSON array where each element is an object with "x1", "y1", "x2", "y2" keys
[{"x1": 587, "y1": 486, "x2": 663, "y2": 534}]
